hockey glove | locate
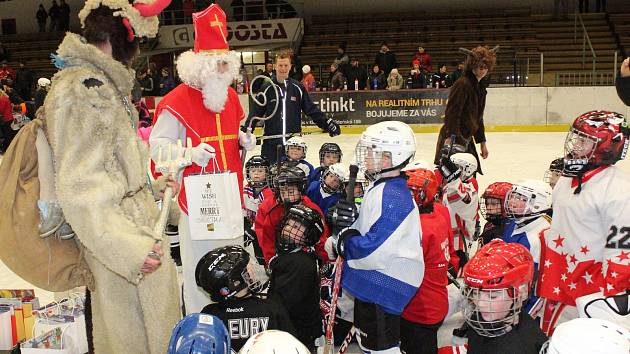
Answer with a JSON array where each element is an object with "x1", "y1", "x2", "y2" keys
[
  {"x1": 326, "y1": 118, "x2": 341, "y2": 137},
  {"x1": 190, "y1": 143, "x2": 216, "y2": 167},
  {"x1": 336, "y1": 227, "x2": 361, "y2": 256},
  {"x1": 243, "y1": 218, "x2": 256, "y2": 247},
  {"x1": 439, "y1": 155, "x2": 462, "y2": 183},
  {"x1": 329, "y1": 200, "x2": 358, "y2": 229}
]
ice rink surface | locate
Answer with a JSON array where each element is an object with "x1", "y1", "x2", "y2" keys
[{"x1": 3, "y1": 131, "x2": 630, "y2": 352}]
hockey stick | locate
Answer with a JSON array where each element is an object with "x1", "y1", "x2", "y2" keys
[
  {"x1": 241, "y1": 75, "x2": 280, "y2": 165},
  {"x1": 337, "y1": 326, "x2": 357, "y2": 354},
  {"x1": 323, "y1": 164, "x2": 359, "y2": 354}
]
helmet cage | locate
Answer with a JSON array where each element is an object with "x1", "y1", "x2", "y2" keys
[
  {"x1": 320, "y1": 168, "x2": 345, "y2": 194},
  {"x1": 563, "y1": 128, "x2": 598, "y2": 176},
  {"x1": 480, "y1": 196, "x2": 503, "y2": 222},
  {"x1": 504, "y1": 187, "x2": 548, "y2": 220},
  {"x1": 319, "y1": 143, "x2": 343, "y2": 166},
  {"x1": 463, "y1": 285, "x2": 528, "y2": 338},
  {"x1": 246, "y1": 165, "x2": 269, "y2": 189},
  {"x1": 276, "y1": 208, "x2": 323, "y2": 253},
  {"x1": 356, "y1": 141, "x2": 409, "y2": 180}
]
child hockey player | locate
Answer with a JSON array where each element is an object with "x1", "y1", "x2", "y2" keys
[
  {"x1": 196, "y1": 245, "x2": 295, "y2": 351},
  {"x1": 306, "y1": 162, "x2": 346, "y2": 216},
  {"x1": 254, "y1": 166, "x2": 330, "y2": 264},
  {"x1": 478, "y1": 182, "x2": 513, "y2": 245},
  {"x1": 327, "y1": 121, "x2": 424, "y2": 354},
  {"x1": 267, "y1": 204, "x2": 325, "y2": 349},
  {"x1": 402, "y1": 167, "x2": 457, "y2": 354},
  {"x1": 243, "y1": 155, "x2": 273, "y2": 265},
  {"x1": 309, "y1": 142, "x2": 343, "y2": 184},
  {"x1": 462, "y1": 239, "x2": 548, "y2": 354},
  {"x1": 168, "y1": 313, "x2": 230, "y2": 354},
  {"x1": 502, "y1": 179, "x2": 552, "y2": 310},
  {"x1": 283, "y1": 136, "x2": 314, "y2": 176},
  {"x1": 537, "y1": 110, "x2": 630, "y2": 334},
  {"x1": 438, "y1": 150, "x2": 480, "y2": 270},
  {"x1": 543, "y1": 157, "x2": 563, "y2": 189}
]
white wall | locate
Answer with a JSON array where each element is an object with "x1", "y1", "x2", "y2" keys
[{"x1": 483, "y1": 86, "x2": 630, "y2": 126}]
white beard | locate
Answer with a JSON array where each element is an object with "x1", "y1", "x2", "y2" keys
[{"x1": 200, "y1": 72, "x2": 232, "y2": 112}]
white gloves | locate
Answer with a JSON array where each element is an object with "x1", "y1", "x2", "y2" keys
[
  {"x1": 190, "y1": 143, "x2": 216, "y2": 167},
  {"x1": 239, "y1": 130, "x2": 256, "y2": 151},
  {"x1": 324, "y1": 236, "x2": 338, "y2": 261}
]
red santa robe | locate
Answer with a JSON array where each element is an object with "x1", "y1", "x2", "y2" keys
[{"x1": 153, "y1": 83, "x2": 244, "y2": 214}]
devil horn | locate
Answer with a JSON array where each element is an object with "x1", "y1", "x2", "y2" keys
[
  {"x1": 458, "y1": 47, "x2": 473, "y2": 55},
  {"x1": 134, "y1": 0, "x2": 172, "y2": 17},
  {"x1": 490, "y1": 45, "x2": 500, "y2": 54}
]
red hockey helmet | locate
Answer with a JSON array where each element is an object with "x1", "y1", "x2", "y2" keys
[
  {"x1": 563, "y1": 111, "x2": 629, "y2": 176},
  {"x1": 479, "y1": 182, "x2": 513, "y2": 223},
  {"x1": 462, "y1": 239, "x2": 534, "y2": 337},
  {"x1": 405, "y1": 168, "x2": 439, "y2": 207}
]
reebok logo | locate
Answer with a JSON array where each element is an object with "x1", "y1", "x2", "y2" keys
[{"x1": 226, "y1": 307, "x2": 244, "y2": 313}]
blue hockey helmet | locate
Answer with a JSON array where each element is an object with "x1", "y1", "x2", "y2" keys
[{"x1": 167, "y1": 313, "x2": 230, "y2": 354}]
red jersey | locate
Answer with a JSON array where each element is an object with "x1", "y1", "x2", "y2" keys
[
  {"x1": 402, "y1": 203, "x2": 456, "y2": 325},
  {"x1": 254, "y1": 195, "x2": 330, "y2": 264}
]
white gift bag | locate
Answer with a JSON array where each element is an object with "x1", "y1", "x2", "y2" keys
[
  {"x1": 184, "y1": 160, "x2": 244, "y2": 241},
  {"x1": 21, "y1": 326, "x2": 75, "y2": 354}
]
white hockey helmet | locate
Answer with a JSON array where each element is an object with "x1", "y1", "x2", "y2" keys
[
  {"x1": 238, "y1": 330, "x2": 310, "y2": 354},
  {"x1": 450, "y1": 153, "x2": 478, "y2": 181},
  {"x1": 540, "y1": 318, "x2": 630, "y2": 354},
  {"x1": 37, "y1": 77, "x2": 51, "y2": 87},
  {"x1": 505, "y1": 179, "x2": 552, "y2": 219},
  {"x1": 321, "y1": 162, "x2": 347, "y2": 194},
  {"x1": 355, "y1": 121, "x2": 416, "y2": 179},
  {"x1": 285, "y1": 136, "x2": 308, "y2": 157}
]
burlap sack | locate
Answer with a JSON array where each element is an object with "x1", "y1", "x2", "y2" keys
[{"x1": 0, "y1": 118, "x2": 92, "y2": 292}]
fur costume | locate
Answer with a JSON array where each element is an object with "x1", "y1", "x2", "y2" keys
[
  {"x1": 44, "y1": 33, "x2": 180, "y2": 354},
  {"x1": 79, "y1": 0, "x2": 162, "y2": 39},
  {"x1": 434, "y1": 46, "x2": 497, "y2": 174}
]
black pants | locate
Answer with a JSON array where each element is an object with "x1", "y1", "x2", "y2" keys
[
  {"x1": 261, "y1": 138, "x2": 286, "y2": 164},
  {"x1": 0, "y1": 122, "x2": 16, "y2": 152},
  {"x1": 400, "y1": 318, "x2": 441, "y2": 354},
  {"x1": 354, "y1": 298, "x2": 400, "y2": 351}
]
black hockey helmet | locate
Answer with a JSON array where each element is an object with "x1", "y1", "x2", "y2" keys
[
  {"x1": 195, "y1": 245, "x2": 258, "y2": 302},
  {"x1": 276, "y1": 204, "x2": 324, "y2": 254},
  {"x1": 275, "y1": 166, "x2": 308, "y2": 206},
  {"x1": 319, "y1": 143, "x2": 343, "y2": 166},
  {"x1": 245, "y1": 155, "x2": 270, "y2": 189}
]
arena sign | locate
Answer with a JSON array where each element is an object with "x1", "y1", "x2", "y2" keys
[
  {"x1": 157, "y1": 18, "x2": 303, "y2": 49},
  {"x1": 303, "y1": 89, "x2": 449, "y2": 125}
]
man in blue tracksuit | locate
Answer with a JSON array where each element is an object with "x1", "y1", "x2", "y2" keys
[
  {"x1": 243, "y1": 50, "x2": 341, "y2": 164},
  {"x1": 326, "y1": 121, "x2": 424, "y2": 353}
]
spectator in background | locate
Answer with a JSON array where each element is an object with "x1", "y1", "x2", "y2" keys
[
  {"x1": 450, "y1": 60, "x2": 465, "y2": 85},
  {"x1": 159, "y1": 67, "x2": 176, "y2": 96},
  {"x1": 3, "y1": 84, "x2": 23, "y2": 104},
  {"x1": 0, "y1": 88, "x2": 14, "y2": 152},
  {"x1": 59, "y1": 0, "x2": 70, "y2": 31},
  {"x1": 431, "y1": 64, "x2": 450, "y2": 88},
  {"x1": 412, "y1": 45, "x2": 432, "y2": 73},
  {"x1": 375, "y1": 42, "x2": 397, "y2": 76},
  {"x1": 0, "y1": 43, "x2": 9, "y2": 62},
  {"x1": 333, "y1": 42, "x2": 350, "y2": 77},
  {"x1": 147, "y1": 63, "x2": 160, "y2": 96},
  {"x1": 408, "y1": 60, "x2": 427, "y2": 89},
  {"x1": 288, "y1": 48, "x2": 302, "y2": 81},
  {"x1": 346, "y1": 58, "x2": 367, "y2": 90},
  {"x1": 49, "y1": 0, "x2": 60, "y2": 31},
  {"x1": 14, "y1": 61, "x2": 35, "y2": 101},
  {"x1": 34, "y1": 77, "x2": 51, "y2": 112},
  {"x1": 595, "y1": 0, "x2": 606, "y2": 12},
  {"x1": 301, "y1": 65, "x2": 316, "y2": 92},
  {"x1": 368, "y1": 63, "x2": 386, "y2": 90},
  {"x1": 328, "y1": 62, "x2": 345, "y2": 91},
  {"x1": 183, "y1": 0, "x2": 195, "y2": 20},
  {"x1": 138, "y1": 70, "x2": 154, "y2": 97},
  {"x1": 616, "y1": 57, "x2": 630, "y2": 105},
  {"x1": 0, "y1": 62, "x2": 15, "y2": 85},
  {"x1": 36, "y1": 4, "x2": 48, "y2": 33},
  {"x1": 387, "y1": 68, "x2": 404, "y2": 91},
  {"x1": 263, "y1": 61, "x2": 275, "y2": 78}
]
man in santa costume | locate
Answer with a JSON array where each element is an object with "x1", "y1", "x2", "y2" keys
[{"x1": 149, "y1": 3, "x2": 256, "y2": 314}]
